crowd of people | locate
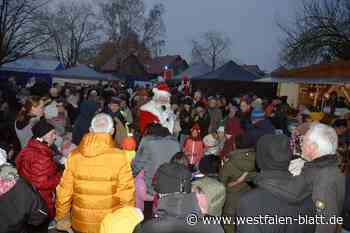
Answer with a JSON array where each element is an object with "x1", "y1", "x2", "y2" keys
[{"x1": 0, "y1": 78, "x2": 349, "y2": 233}]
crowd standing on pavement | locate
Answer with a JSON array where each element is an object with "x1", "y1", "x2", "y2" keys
[{"x1": 0, "y1": 78, "x2": 349, "y2": 233}]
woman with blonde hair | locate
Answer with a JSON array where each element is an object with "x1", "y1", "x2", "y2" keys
[{"x1": 15, "y1": 96, "x2": 45, "y2": 149}]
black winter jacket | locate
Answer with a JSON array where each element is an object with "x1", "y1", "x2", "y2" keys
[
  {"x1": 0, "y1": 178, "x2": 48, "y2": 233},
  {"x1": 237, "y1": 171, "x2": 315, "y2": 233}
]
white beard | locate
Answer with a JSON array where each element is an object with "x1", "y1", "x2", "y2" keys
[{"x1": 140, "y1": 100, "x2": 175, "y2": 134}]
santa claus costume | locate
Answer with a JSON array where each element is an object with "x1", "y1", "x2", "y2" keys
[{"x1": 139, "y1": 83, "x2": 175, "y2": 135}]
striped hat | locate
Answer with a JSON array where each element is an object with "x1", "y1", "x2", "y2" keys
[{"x1": 251, "y1": 109, "x2": 265, "y2": 121}]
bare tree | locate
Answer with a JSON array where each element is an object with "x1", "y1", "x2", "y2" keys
[
  {"x1": 142, "y1": 3, "x2": 166, "y2": 57},
  {"x1": 38, "y1": 1, "x2": 99, "y2": 68},
  {"x1": 278, "y1": 0, "x2": 350, "y2": 66},
  {"x1": 190, "y1": 31, "x2": 232, "y2": 71},
  {"x1": 100, "y1": 0, "x2": 145, "y2": 41},
  {"x1": 0, "y1": 0, "x2": 51, "y2": 66},
  {"x1": 99, "y1": 0, "x2": 165, "y2": 57}
]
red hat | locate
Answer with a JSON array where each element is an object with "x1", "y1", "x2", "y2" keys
[
  {"x1": 153, "y1": 83, "x2": 171, "y2": 98},
  {"x1": 156, "y1": 83, "x2": 170, "y2": 92}
]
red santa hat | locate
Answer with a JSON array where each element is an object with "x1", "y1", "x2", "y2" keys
[{"x1": 153, "y1": 83, "x2": 171, "y2": 99}]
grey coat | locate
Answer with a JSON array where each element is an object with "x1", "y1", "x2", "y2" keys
[{"x1": 132, "y1": 135, "x2": 181, "y2": 196}]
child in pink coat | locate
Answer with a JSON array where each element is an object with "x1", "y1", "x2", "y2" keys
[{"x1": 182, "y1": 124, "x2": 204, "y2": 171}]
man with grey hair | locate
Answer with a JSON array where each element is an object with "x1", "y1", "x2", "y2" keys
[
  {"x1": 302, "y1": 123, "x2": 338, "y2": 161},
  {"x1": 55, "y1": 113, "x2": 135, "y2": 233},
  {"x1": 255, "y1": 123, "x2": 345, "y2": 233},
  {"x1": 89, "y1": 113, "x2": 115, "y2": 134}
]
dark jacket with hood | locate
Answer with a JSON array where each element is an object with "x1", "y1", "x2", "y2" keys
[
  {"x1": 66, "y1": 103, "x2": 79, "y2": 124},
  {"x1": 256, "y1": 153, "x2": 345, "y2": 233},
  {"x1": 244, "y1": 119, "x2": 275, "y2": 147},
  {"x1": 0, "y1": 164, "x2": 48, "y2": 233},
  {"x1": 237, "y1": 135, "x2": 315, "y2": 233},
  {"x1": 72, "y1": 100, "x2": 98, "y2": 145},
  {"x1": 133, "y1": 193, "x2": 225, "y2": 233}
]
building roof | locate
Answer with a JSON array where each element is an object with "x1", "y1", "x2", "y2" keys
[
  {"x1": 173, "y1": 63, "x2": 211, "y2": 80},
  {"x1": 267, "y1": 60, "x2": 350, "y2": 84},
  {"x1": 144, "y1": 55, "x2": 182, "y2": 75},
  {"x1": 241, "y1": 64, "x2": 265, "y2": 76},
  {"x1": 52, "y1": 65, "x2": 107, "y2": 81},
  {"x1": 256, "y1": 76, "x2": 350, "y2": 84},
  {"x1": 271, "y1": 60, "x2": 350, "y2": 78},
  {"x1": 192, "y1": 60, "x2": 261, "y2": 81},
  {"x1": 270, "y1": 66, "x2": 288, "y2": 76}
]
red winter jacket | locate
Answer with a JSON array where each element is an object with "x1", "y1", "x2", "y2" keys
[{"x1": 16, "y1": 139, "x2": 61, "y2": 219}]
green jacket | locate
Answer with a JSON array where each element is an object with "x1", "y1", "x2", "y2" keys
[
  {"x1": 219, "y1": 148, "x2": 256, "y2": 215},
  {"x1": 192, "y1": 177, "x2": 226, "y2": 216}
]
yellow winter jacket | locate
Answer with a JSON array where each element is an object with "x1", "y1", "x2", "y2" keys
[
  {"x1": 55, "y1": 133, "x2": 135, "y2": 233},
  {"x1": 100, "y1": 207, "x2": 143, "y2": 233}
]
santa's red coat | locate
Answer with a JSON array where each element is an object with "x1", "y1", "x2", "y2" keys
[{"x1": 139, "y1": 110, "x2": 160, "y2": 135}]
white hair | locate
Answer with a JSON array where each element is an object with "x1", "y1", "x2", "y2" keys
[
  {"x1": 90, "y1": 113, "x2": 114, "y2": 134},
  {"x1": 306, "y1": 123, "x2": 338, "y2": 156}
]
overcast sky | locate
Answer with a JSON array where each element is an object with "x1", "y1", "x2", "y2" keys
[{"x1": 145, "y1": 0, "x2": 299, "y2": 72}]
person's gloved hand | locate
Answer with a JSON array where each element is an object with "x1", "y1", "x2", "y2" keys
[
  {"x1": 56, "y1": 215, "x2": 73, "y2": 233},
  {"x1": 288, "y1": 158, "x2": 306, "y2": 176}
]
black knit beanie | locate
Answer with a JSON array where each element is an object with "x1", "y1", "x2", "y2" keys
[{"x1": 32, "y1": 119, "x2": 55, "y2": 139}]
